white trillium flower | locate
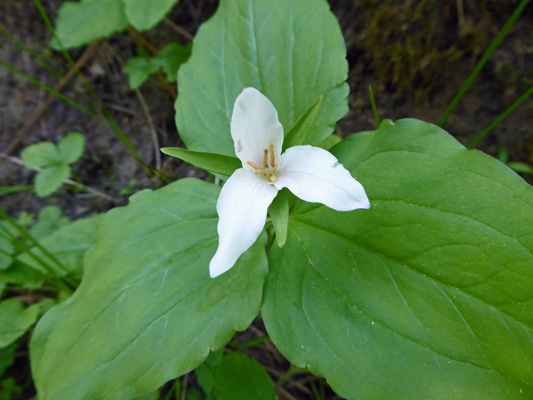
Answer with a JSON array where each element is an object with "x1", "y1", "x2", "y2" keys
[{"x1": 209, "y1": 87, "x2": 370, "y2": 278}]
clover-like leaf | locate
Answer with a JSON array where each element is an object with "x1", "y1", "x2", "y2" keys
[
  {"x1": 34, "y1": 165, "x2": 70, "y2": 198},
  {"x1": 57, "y1": 132, "x2": 85, "y2": 165},
  {"x1": 20, "y1": 142, "x2": 63, "y2": 169}
]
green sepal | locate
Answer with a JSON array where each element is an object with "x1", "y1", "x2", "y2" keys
[
  {"x1": 268, "y1": 189, "x2": 289, "y2": 248},
  {"x1": 161, "y1": 148, "x2": 241, "y2": 178},
  {"x1": 283, "y1": 94, "x2": 323, "y2": 150}
]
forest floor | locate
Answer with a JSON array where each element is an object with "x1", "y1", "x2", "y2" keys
[{"x1": 0, "y1": 0, "x2": 532, "y2": 398}]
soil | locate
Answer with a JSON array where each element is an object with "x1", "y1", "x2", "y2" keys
[{"x1": 0, "y1": 0, "x2": 532, "y2": 399}]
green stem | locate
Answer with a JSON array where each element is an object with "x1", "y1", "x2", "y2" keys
[
  {"x1": 0, "y1": 59, "x2": 99, "y2": 120},
  {"x1": 468, "y1": 86, "x2": 533, "y2": 148},
  {"x1": 438, "y1": 0, "x2": 531, "y2": 127},
  {"x1": 369, "y1": 84, "x2": 380, "y2": 127},
  {"x1": 0, "y1": 221, "x2": 74, "y2": 295},
  {"x1": 0, "y1": 209, "x2": 71, "y2": 278}
]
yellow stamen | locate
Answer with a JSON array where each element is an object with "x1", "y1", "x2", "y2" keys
[
  {"x1": 247, "y1": 161, "x2": 266, "y2": 176},
  {"x1": 269, "y1": 166, "x2": 278, "y2": 182},
  {"x1": 247, "y1": 143, "x2": 278, "y2": 181}
]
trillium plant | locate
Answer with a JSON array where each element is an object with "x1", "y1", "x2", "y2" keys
[
  {"x1": 30, "y1": 0, "x2": 532, "y2": 399},
  {"x1": 210, "y1": 88, "x2": 370, "y2": 277}
]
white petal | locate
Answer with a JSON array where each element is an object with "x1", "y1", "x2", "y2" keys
[
  {"x1": 274, "y1": 145, "x2": 370, "y2": 211},
  {"x1": 210, "y1": 168, "x2": 278, "y2": 278},
  {"x1": 231, "y1": 88, "x2": 283, "y2": 170}
]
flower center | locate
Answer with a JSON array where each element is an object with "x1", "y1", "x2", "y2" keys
[{"x1": 247, "y1": 142, "x2": 278, "y2": 182}]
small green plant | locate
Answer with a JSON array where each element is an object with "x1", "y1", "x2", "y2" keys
[
  {"x1": 496, "y1": 147, "x2": 533, "y2": 175},
  {"x1": 125, "y1": 42, "x2": 191, "y2": 89},
  {"x1": 51, "y1": 0, "x2": 182, "y2": 49},
  {"x1": 20, "y1": 132, "x2": 85, "y2": 198}
]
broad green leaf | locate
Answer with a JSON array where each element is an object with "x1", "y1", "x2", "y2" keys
[
  {"x1": 31, "y1": 179, "x2": 268, "y2": 400},
  {"x1": 124, "y1": 57, "x2": 162, "y2": 89},
  {"x1": 0, "y1": 299, "x2": 40, "y2": 347},
  {"x1": 18, "y1": 215, "x2": 101, "y2": 278},
  {"x1": 123, "y1": 0, "x2": 180, "y2": 31},
  {"x1": 283, "y1": 94, "x2": 323, "y2": 150},
  {"x1": 34, "y1": 165, "x2": 70, "y2": 198},
  {"x1": 161, "y1": 147, "x2": 241, "y2": 178},
  {"x1": 20, "y1": 142, "x2": 62, "y2": 169},
  {"x1": 213, "y1": 353, "x2": 275, "y2": 400},
  {"x1": 262, "y1": 119, "x2": 533, "y2": 399},
  {"x1": 176, "y1": 0, "x2": 348, "y2": 156},
  {"x1": 52, "y1": 0, "x2": 128, "y2": 49},
  {"x1": 57, "y1": 132, "x2": 85, "y2": 164}
]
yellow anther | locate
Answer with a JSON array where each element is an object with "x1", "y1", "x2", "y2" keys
[
  {"x1": 269, "y1": 143, "x2": 276, "y2": 167},
  {"x1": 247, "y1": 161, "x2": 266, "y2": 176},
  {"x1": 268, "y1": 166, "x2": 278, "y2": 182},
  {"x1": 247, "y1": 144, "x2": 278, "y2": 182},
  {"x1": 263, "y1": 149, "x2": 268, "y2": 169}
]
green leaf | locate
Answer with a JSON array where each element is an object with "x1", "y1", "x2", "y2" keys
[
  {"x1": 316, "y1": 133, "x2": 342, "y2": 150},
  {"x1": 123, "y1": 0, "x2": 180, "y2": 31},
  {"x1": 262, "y1": 119, "x2": 533, "y2": 399},
  {"x1": 283, "y1": 94, "x2": 324, "y2": 150},
  {"x1": 18, "y1": 215, "x2": 101, "y2": 278},
  {"x1": 213, "y1": 353, "x2": 275, "y2": 400},
  {"x1": 57, "y1": 132, "x2": 85, "y2": 164},
  {"x1": 0, "y1": 262, "x2": 45, "y2": 290},
  {"x1": 30, "y1": 206, "x2": 71, "y2": 240},
  {"x1": 507, "y1": 161, "x2": 533, "y2": 174},
  {"x1": 268, "y1": 189, "x2": 289, "y2": 248},
  {"x1": 161, "y1": 147, "x2": 241, "y2": 178},
  {"x1": 34, "y1": 165, "x2": 70, "y2": 198},
  {"x1": 124, "y1": 57, "x2": 162, "y2": 90},
  {"x1": 0, "y1": 343, "x2": 17, "y2": 377},
  {"x1": 31, "y1": 179, "x2": 268, "y2": 400},
  {"x1": 195, "y1": 349, "x2": 224, "y2": 396},
  {"x1": 0, "y1": 233, "x2": 14, "y2": 271},
  {"x1": 20, "y1": 142, "x2": 63, "y2": 169},
  {"x1": 176, "y1": 0, "x2": 348, "y2": 156},
  {"x1": 51, "y1": 0, "x2": 128, "y2": 50},
  {"x1": 155, "y1": 42, "x2": 192, "y2": 83},
  {"x1": 0, "y1": 299, "x2": 40, "y2": 347}
]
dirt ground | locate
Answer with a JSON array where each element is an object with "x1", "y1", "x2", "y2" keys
[{"x1": 0, "y1": 0, "x2": 532, "y2": 398}]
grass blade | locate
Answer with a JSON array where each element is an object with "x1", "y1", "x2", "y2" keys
[{"x1": 438, "y1": 0, "x2": 531, "y2": 127}]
